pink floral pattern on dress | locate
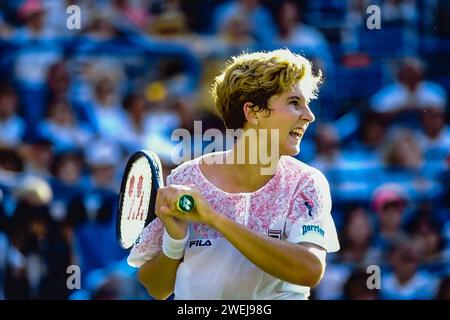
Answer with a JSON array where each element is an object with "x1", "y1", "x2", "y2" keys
[
  {"x1": 284, "y1": 169, "x2": 329, "y2": 236},
  {"x1": 128, "y1": 217, "x2": 164, "y2": 265},
  {"x1": 128, "y1": 154, "x2": 333, "y2": 267}
]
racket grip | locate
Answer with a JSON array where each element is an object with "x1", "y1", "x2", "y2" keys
[{"x1": 176, "y1": 194, "x2": 195, "y2": 213}]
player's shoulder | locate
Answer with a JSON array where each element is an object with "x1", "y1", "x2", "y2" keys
[
  {"x1": 166, "y1": 151, "x2": 224, "y2": 185},
  {"x1": 280, "y1": 157, "x2": 330, "y2": 197},
  {"x1": 282, "y1": 157, "x2": 332, "y2": 210},
  {"x1": 281, "y1": 156, "x2": 329, "y2": 184},
  {"x1": 166, "y1": 157, "x2": 200, "y2": 185}
]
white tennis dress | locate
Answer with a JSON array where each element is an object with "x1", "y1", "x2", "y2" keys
[{"x1": 128, "y1": 154, "x2": 340, "y2": 300}]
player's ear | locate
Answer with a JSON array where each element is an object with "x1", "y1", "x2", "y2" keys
[{"x1": 243, "y1": 102, "x2": 259, "y2": 126}]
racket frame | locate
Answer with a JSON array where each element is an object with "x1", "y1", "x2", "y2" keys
[{"x1": 116, "y1": 150, "x2": 164, "y2": 249}]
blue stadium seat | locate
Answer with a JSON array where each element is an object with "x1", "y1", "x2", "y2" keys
[
  {"x1": 358, "y1": 26, "x2": 411, "y2": 58},
  {"x1": 305, "y1": 0, "x2": 347, "y2": 29},
  {"x1": 335, "y1": 57, "x2": 387, "y2": 101}
]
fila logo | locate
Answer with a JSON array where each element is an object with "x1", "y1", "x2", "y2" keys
[
  {"x1": 188, "y1": 239, "x2": 212, "y2": 248},
  {"x1": 268, "y1": 229, "x2": 282, "y2": 239}
]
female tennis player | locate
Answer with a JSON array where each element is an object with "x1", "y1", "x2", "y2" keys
[{"x1": 128, "y1": 49, "x2": 340, "y2": 300}]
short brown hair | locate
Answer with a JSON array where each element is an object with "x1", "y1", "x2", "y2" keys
[{"x1": 212, "y1": 49, "x2": 322, "y2": 129}]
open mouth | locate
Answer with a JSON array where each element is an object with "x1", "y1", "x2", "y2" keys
[{"x1": 289, "y1": 127, "x2": 304, "y2": 138}]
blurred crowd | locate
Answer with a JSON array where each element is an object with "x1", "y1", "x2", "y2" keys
[{"x1": 0, "y1": 0, "x2": 449, "y2": 300}]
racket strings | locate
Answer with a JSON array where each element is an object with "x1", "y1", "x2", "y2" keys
[{"x1": 120, "y1": 156, "x2": 153, "y2": 248}]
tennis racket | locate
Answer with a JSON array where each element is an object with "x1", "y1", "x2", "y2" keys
[{"x1": 116, "y1": 150, "x2": 195, "y2": 249}]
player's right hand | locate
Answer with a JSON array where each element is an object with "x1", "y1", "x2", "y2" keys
[{"x1": 155, "y1": 186, "x2": 189, "y2": 240}]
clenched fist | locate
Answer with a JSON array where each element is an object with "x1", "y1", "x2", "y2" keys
[{"x1": 155, "y1": 185, "x2": 218, "y2": 239}]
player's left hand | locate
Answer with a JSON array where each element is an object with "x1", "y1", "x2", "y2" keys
[{"x1": 158, "y1": 184, "x2": 218, "y2": 225}]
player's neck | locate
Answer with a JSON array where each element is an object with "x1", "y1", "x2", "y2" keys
[
  {"x1": 227, "y1": 135, "x2": 279, "y2": 169},
  {"x1": 225, "y1": 146, "x2": 280, "y2": 188},
  {"x1": 199, "y1": 149, "x2": 279, "y2": 193}
]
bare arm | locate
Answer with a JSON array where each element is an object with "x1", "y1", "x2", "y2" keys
[
  {"x1": 137, "y1": 252, "x2": 181, "y2": 300},
  {"x1": 137, "y1": 188, "x2": 189, "y2": 300},
  {"x1": 137, "y1": 185, "x2": 327, "y2": 299},
  {"x1": 210, "y1": 214, "x2": 326, "y2": 287}
]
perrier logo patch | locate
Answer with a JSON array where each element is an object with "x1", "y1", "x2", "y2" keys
[{"x1": 302, "y1": 225, "x2": 325, "y2": 237}]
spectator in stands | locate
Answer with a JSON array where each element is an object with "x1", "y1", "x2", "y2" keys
[
  {"x1": 89, "y1": 270, "x2": 139, "y2": 300},
  {"x1": 370, "y1": 58, "x2": 447, "y2": 117},
  {"x1": 327, "y1": 112, "x2": 389, "y2": 203},
  {"x1": 337, "y1": 205, "x2": 376, "y2": 266},
  {"x1": 206, "y1": 13, "x2": 257, "y2": 59},
  {"x1": 352, "y1": 111, "x2": 388, "y2": 154},
  {"x1": 312, "y1": 205, "x2": 373, "y2": 301},
  {"x1": 435, "y1": 275, "x2": 450, "y2": 300},
  {"x1": 438, "y1": 182, "x2": 450, "y2": 248},
  {"x1": 51, "y1": 151, "x2": 84, "y2": 189},
  {"x1": 0, "y1": 148, "x2": 24, "y2": 173},
  {"x1": 38, "y1": 99, "x2": 92, "y2": 153},
  {"x1": 312, "y1": 123, "x2": 345, "y2": 186},
  {"x1": 12, "y1": 0, "x2": 63, "y2": 133},
  {"x1": 89, "y1": 69, "x2": 128, "y2": 143},
  {"x1": 381, "y1": 128, "x2": 442, "y2": 201},
  {"x1": 147, "y1": 3, "x2": 212, "y2": 60},
  {"x1": 275, "y1": 0, "x2": 333, "y2": 75},
  {"x1": 382, "y1": 128, "x2": 423, "y2": 171},
  {"x1": 120, "y1": 92, "x2": 151, "y2": 154},
  {"x1": 84, "y1": 139, "x2": 121, "y2": 192},
  {"x1": 380, "y1": 240, "x2": 439, "y2": 299},
  {"x1": 151, "y1": 54, "x2": 196, "y2": 100},
  {"x1": 38, "y1": 99, "x2": 93, "y2": 153},
  {"x1": 415, "y1": 103, "x2": 450, "y2": 164},
  {"x1": 0, "y1": 9, "x2": 12, "y2": 37},
  {"x1": 45, "y1": 60, "x2": 97, "y2": 132},
  {"x1": 137, "y1": 81, "x2": 187, "y2": 164},
  {"x1": 0, "y1": 149, "x2": 25, "y2": 232},
  {"x1": 66, "y1": 140, "x2": 126, "y2": 284},
  {"x1": 14, "y1": 0, "x2": 55, "y2": 41},
  {"x1": 311, "y1": 124, "x2": 343, "y2": 173},
  {"x1": 407, "y1": 206, "x2": 445, "y2": 265},
  {"x1": 276, "y1": 0, "x2": 327, "y2": 49},
  {"x1": 21, "y1": 136, "x2": 54, "y2": 179},
  {"x1": 41, "y1": 0, "x2": 83, "y2": 36},
  {"x1": 0, "y1": 226, "x2": 6, "y2": 299},
  {"x1": 371, "y1": 183, "x2": 409, "y2": 262},
  {"x1": 148, "y1": 1, "x2": 189, "y2": 38},
  {"x1": 149, "y1": 5, "x2": 196, "y2": 44},
  {"x1": 311, "y1": 261, "x2": 352, "y2": 300},
  {"x1": 342, "y1": 269, "x2": 379, "y2": 300},
  {"x1": 212, "y1": 0, "x2": 277, "y2": 44},
  {"x1": 382, "y1": 0, "x2": 418, "y2": 27},
  {"x1": 5, "y1": 175, "x2": 56, "y2": 299},
  {"x1": 45, "y1": 61, "x2": 71, "y2": 104},
  {"x1": 0, "y1": 83, "x2": 25, "y2": 147},
  {"x1": 85, "y1": 10, "x2": 119, "y2": 40},
  {"x1": 0, "y1": 197, "x2": 9, "y2": 299},
  {"x1": 48, "y1": 151, "x2": 85, "y2": 222},
  {"x1": 18, "y1": 207, "x2": 74, "y2": 299},
  {"x1": 341, "y1": 0, "x2": 371, "y2": 52},
  {"x1": 112, "y1": 0, "x2": 151, "y2": 30},
  {"x1": 3, "y1": 237, "x2": 29, "y2": 299}
]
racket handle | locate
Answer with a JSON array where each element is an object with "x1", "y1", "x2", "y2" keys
[{"x1": 176, "y1": 194, "x2": 195, "y2": 213}]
